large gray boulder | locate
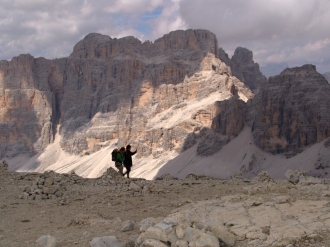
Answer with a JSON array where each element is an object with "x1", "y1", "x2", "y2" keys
[{"x1": 90, "y1": 236, "x2": 120, "y2": 247}]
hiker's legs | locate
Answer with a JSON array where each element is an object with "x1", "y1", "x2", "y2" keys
[
  {"x1": 126, "y1": 166, "x2": 131, "y2": 178},
  {"x1": 118, "y1": 165, "x2": 124, "y2": 175},
  {"x1": 115, "y1": 162, "x2": 124, "y2": 175}
]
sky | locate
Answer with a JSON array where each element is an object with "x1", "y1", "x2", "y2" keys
[{"x1": 0, "y1": 0, "x2": 330, "y2": 74}]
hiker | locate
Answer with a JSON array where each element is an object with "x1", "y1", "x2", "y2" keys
[
  {"x1": 123, "y1": 144, "x2": 137, "y2": 178},
  {"x1": 115, "y1": 147, "x2": 125, "y2": 176}
]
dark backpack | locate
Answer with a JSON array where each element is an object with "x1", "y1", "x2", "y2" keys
[{"x1": 111, "y1": 149, "x2": 119, "y2": 161}]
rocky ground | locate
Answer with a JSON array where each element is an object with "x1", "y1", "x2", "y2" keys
[{"x1": 1, "y1": 161, "x2": 330, "y2": 247}]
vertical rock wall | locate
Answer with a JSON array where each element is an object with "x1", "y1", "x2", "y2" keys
[
  {"x1": 252, "y1": 64, "x2": 330, "y2": 155},
  {"x1": 0, "y1": 29, "x2": 222, "y2": 158},
  {"x1": 230, "y1": 47, "x2": 267, "y2": 93}
]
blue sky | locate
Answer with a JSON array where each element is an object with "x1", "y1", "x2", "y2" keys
[{"x1": 0, "y1": 0, "x2": 330, "y2": 74}]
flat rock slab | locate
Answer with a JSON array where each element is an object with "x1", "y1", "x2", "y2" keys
[{"x1": 137, "y1": 195, "x2": 330, "y2": 247}]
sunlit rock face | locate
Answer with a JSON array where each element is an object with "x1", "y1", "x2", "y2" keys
[
  {"x1": 58, "y1": 29, "x2": 227, "y2": 156},
  {"x1": 0, "y1": 54, "x2": 57, "y2": 157},
  {"x1": 1, "y1": 29, "x2": 250, "y2": 159},
  {"x1": 252, "y1": 64, "x2": 330, "y2": 155},
  {"x1": 1, "y1": 29, "x2": 329, "y2": 164}
]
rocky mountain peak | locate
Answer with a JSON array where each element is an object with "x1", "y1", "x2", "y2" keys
[
  {"x1": 252, "y1": 64, "x2": 330, "y2": 155},
  {"x1": 230, "y1": 47, "x2": 266, "y2": 93},
  {"x1": 70, "y1": 29, "x2": 219, "y2": 61},
  {"x1": 218, "y1": 48, "x2": 231, "y2": 67},
  {"x1": 323, "y1": 71, "x2": 330, "y2": 83},
  {"x1": 154, "y1": 29, "x2": 219, "y2": 56},
  {"x1": 279, "y1": 64, "x2": 317, "y2": 76},
  {"x1": 1, "y1": 29, "x2": 330, "y2": 180},
  {"x1": 231, "y1": 47, "x2": 253, "y2": 65}
]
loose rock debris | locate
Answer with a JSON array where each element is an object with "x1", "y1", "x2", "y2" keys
[{"x1": 0, "y1": 161, "x2": 330, "y2": 247}]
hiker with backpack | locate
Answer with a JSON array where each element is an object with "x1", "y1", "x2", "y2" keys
[
  {"x1": 123, "y1": 144, "x2": 137, "y2": 178},
  {"x1": 113, "y1": 147, "x2": 125, "y2": 176}
]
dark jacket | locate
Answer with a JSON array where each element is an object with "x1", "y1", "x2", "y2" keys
[{"x1": 124, "y1": 150, "x2": 137, "y2": 167}]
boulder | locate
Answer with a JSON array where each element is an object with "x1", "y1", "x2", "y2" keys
[
  {"x1": 90, "y1": 236, "x2": 120, "y2": 247},
  {"x1": 121, "y1": 220, "x2": 135, "y2": 232},
  {"x1": 285, "y1": 170, "x2": 306, "y2": 184},
  {"x1": 35, "y1": 235, "x2": 56, "y2": 247}
]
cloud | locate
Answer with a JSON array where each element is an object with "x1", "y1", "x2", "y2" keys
[
  {"x1": 179, "y1": 0, "x2": 330, "y2": 72},
  {"x1": 0, "y1": 0, "x2": 159, "y2": 60},
  {"x1": 0, "y1": 0, "x2": 329, "y2": 73},
  {"x1": 0, "y1": 0, "x2": 186, "y2": 60},
  {"x1": 104, "y1": 0, "x2": 163, "y2": 14},
  {"x1": 149, "y1": 0, "x2": 187, "y2": 40}
]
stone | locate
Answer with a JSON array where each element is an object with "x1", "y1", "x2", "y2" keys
[
  {"x1": 189, "y1": 232, "x2": 219, "y2": 247},
  {"x1": 135, "y1": 194, "x2": 330, "y2": 247},
  {"x1": 285, "y1": 170, "x2": 301, "y2": 184},
  {"x1": 121, "y1": 220, "x2": 135, "y2": 232},
  {"x1": 90, "y1": 236, "x2": 120, "y2": 247},
  {"x1": 126, "y1": 235, "x2": 139, "y2": 247},
  {"x1": 175, "y1": 240, "x2": 189, "y2": 247},
  {"x1": 42, "y1": 185, "x2": 59, "y2": 195},
  {"x1": 154, "y1": 222, "x2": 172, "y2": 234},
  {"x1": 129, "y1": 182, "x2": 142, "y2": 192},
  {"x1": 274, "y1": 196, "x2": 290, "y2": 204},
  {"x1": 44, "y1": 177, "x2": 54, "y2": 186},
  {"x1": 254, "y1": 171, "x2": 274, "y2": 183},
  {"x1": 163, "y1": 217, "x2": 178, "y2": 226},
  {"x1": 143, "y1": 227, "x2": 168, "y2": 242},
  {"x1": 139, "y1": 239, "x2": 168, "y2": 247},
  {"x1": 175, "y1": 225, "x2": 186, "y2": 239},
  {"x1": 71, "y1": 214, "x2": 100, "y2": 225},
  {"x1": 209, "y1": 225, "x2": 236, "y2": 246},
  {"x1": 35, "y1": 195, "x2": 43, "y2": 200},
  {"x1": 35, "y1": 235, "x2": 56, "y2": 247},
  {"x1": 139, "y1": 217, "x2": 156, "y2": 232}
]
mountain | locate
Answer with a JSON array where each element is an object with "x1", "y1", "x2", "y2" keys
[
  {"x1": 323, "y1": 71, "x2": 330, "y2": 83},
  {"x1": 230, "y1": 47, "x2": 267, "y2": 93},
  {"x1": 1, "y1": 29, "x2": 330, "y2": 179}
]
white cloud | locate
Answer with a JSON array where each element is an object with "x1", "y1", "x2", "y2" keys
[
  {"x1": 149, "y1": 0, "x2": 187, "y2": 40},
  {"x1": 0, "y1": 0, "x2": 329, "y2": 73},
  {"x1": 104, "y1": 0, "x2": 163, "y2": 14},
  {"x1": 179, "y1": 0, "x2": 330, "y2": 73}
]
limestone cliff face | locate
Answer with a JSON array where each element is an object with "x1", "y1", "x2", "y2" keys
[
  {"x1": 212, "y1": 87, "x2": 247, "y2": 139},
  {"x1": 0, "y1": 29, "x2": 232, "y2": 159},
  {"x1": 252, "y1": 64, "x2": 330, "y2": 155},
  {"x1": 1, "y1": 29, "x2": 329, "y2": 165},
  {"x1": 58, "y1": 29, "x2": 221, "y2": 156},
  {"x1": 0, "y1": 55, "x2": 57, "y2": 157},
  {"x1": 230, "y1": 47, "x2": 267, "y2": 93}
]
